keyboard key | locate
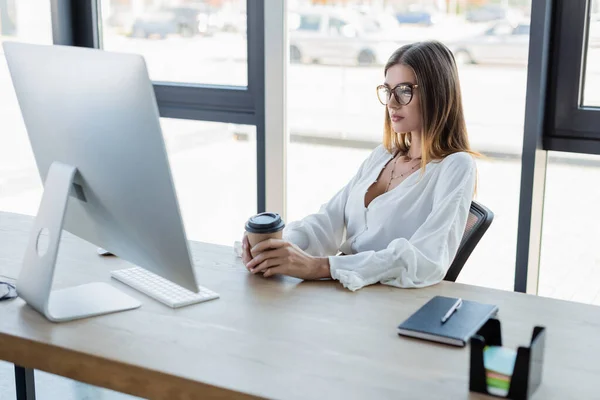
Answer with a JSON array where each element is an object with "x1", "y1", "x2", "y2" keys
[{"x1": 110, "y1": 267, "x2": 219, "y2": 308}]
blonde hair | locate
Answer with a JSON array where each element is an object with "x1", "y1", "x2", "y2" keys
[{"x1": 383, "y1": 41, "x2": 478, "y2": 169}]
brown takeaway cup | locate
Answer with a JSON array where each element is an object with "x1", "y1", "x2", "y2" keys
[{"x1": 245, "y1": 212, "x2": 285, "y2": 248}]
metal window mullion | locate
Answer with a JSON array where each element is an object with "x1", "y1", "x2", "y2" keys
[
  {"x1": 247, "y1": 0, "x2": 266, "y2": 213},
  {"x1": 153, "y1": 84, "x2": 256, "y2": 124},
  {"x1": 262, "y1": 0, "x2": 287, "y2": 218},
  {"x1": 515, "y1": 0, "x2": 554, "y2": 294},
  {"x1": 51, "y1": 0, "x2": 98, "y2": 47},
  {"x1": 544, "y1": 136, "x2": 600, "y2": 155}
]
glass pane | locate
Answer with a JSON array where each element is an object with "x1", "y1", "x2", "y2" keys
[
  {"x1": 583, "y1": 0, "x2": 600, "y2": 106},
  {"x1": 0, "y1": 0, "x2": 52, "y2": 215},
  {"x1": 539, "y1": 152, "x2": 600, "y2": 305},
  {"x1": 286, "y1": 1, "x2": 533, "y2": 291},
  {"x1": 162, "y1": 119, "x2": 256, "y2": 246},
  {"x1": 99, "y1": 0, "x2": 247, "y2": 86}
]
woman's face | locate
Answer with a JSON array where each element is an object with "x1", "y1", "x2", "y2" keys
[{"x1": 384, "y1": 64, "x2": 422, "y2": 134}]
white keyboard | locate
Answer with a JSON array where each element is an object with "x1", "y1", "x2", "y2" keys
[{"x1": 110, "y1": 267, "x2": 219, "y2": 308}]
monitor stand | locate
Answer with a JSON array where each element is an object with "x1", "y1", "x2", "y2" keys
[{"x1": 16, "y1": 161, "x2": 141, "y2": 322}]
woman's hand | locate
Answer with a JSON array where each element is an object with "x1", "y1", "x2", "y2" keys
[
  {"x1": 245, "y1": 239, "x2": 331, "y2": 280},
  {"x1": 241, "y1": 233, "x2": 253, "y2": 266}
]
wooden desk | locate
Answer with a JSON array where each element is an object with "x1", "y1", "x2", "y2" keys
[{"x1": 0, "y1": 211, "x2": 599, "y2": 399}]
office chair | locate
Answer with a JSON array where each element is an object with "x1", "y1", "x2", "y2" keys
[{"x1": 444, "y1": 201, "x2": 494, "y2": 282}]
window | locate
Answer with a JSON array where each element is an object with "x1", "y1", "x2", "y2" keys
[
  {"x1": 538, "y1": 151, "x2": 600, "y2": 305},
  {"x1": 0, "y1": 0, "x2": 52, "y2": 215},
  {"x1": 545, "y1": 0, "x2": 600, "y2": 154},
  {"x1": 521, "y1": 0, "x2": 600, "y2": 293},
  {"x1": 583, "y1": 0, "x2": 600, "y2": 107},
  {"x1": 161, "y1": 119, "x2": 256, "y2": 246},
  {"x1": 99, "y1": 0, "x2": 248, "y2": 86},
  {"x1": 286, "y1": 1, "x2": 533, "y2": 291}
]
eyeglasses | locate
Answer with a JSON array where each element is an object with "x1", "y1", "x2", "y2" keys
[{"x1": 376, "y1": 83, "x2": 419, "y2": 106}]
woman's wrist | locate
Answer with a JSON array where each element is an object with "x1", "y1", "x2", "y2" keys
[{"x1": 312, "y1": 257, "x2": 332, "y2": 279}]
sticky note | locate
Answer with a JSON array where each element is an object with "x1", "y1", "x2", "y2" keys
[{"x1": 484, "y1": 346, "x2": 517, "y2": 376}]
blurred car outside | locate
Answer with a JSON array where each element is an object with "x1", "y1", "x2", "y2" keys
[
  {"x1": 289, "y1": 7, "x2": 401, "y2": 66},
  {"x1": 395, "y1": 10, "x2": 440, "y2": 26},
  {"x1": 130, "y1": 5, "x2": 222, "y2": 39},
  {"x1": 450, "y1": 20, "x2": 530, "y2": 65},
  {"x1": 465, "y1": 4, "x2": 524, "y2": 24}
]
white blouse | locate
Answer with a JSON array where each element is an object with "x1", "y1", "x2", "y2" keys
[{"x1": 283, "y1": 145, "x2": 476, "y2": 291}]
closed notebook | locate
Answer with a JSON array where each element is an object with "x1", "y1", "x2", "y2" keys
[{"x1": 397, "y1": 296, "x2": 498, "y2": 347}]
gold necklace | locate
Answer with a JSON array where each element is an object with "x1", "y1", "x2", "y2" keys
[{"x1": 385, "y1": 153, "x2": 421, "y2": 192}]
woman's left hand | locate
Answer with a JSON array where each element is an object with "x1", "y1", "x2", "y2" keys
[{"x1": 245, "y1": 239, "x2": 331, "y2": 280}]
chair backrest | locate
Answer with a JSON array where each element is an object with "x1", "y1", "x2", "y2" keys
[{"x1": 443, "y1": 200, "x2": 494, "y2": 282}]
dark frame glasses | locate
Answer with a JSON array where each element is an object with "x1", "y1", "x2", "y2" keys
[{"x1": 376, "y1": 83, "x2": 419, "y2": 106}]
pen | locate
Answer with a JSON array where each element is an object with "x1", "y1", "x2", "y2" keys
[{"x1": 441, "y1": 298, "x2": 463, "y2": 324}]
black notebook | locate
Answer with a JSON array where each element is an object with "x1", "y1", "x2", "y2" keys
[{"x1": 397, "y1": 296, "x2": 498, "y2": 347}]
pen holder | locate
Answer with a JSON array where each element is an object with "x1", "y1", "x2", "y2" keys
[{"x1": 469, "y1": 318, "x2": 546, "y2": 400}]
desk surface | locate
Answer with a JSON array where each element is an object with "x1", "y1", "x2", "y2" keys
[{"x1": 0, "y1": 212, "x2": 599, "y2": 399}]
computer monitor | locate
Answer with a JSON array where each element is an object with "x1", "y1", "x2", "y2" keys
[{"x1": 3, "y1": 42, "x2": 199, "y2": 321}]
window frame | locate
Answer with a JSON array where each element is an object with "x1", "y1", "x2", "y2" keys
[
  {"x1": 50, "y1": 0, "x2": 271, "y2": 212},
  {"x1": 544, "y1": 0, "x2": 600, "y2": 155}
]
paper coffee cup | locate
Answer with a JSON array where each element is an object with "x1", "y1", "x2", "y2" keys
[{"x1": 245, "y1": 212, "x2": 285, "y2": 248}]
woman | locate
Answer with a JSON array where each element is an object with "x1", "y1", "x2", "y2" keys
[{"x1": 243, "y1": 40, "x2": 477, "y2": 291}]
